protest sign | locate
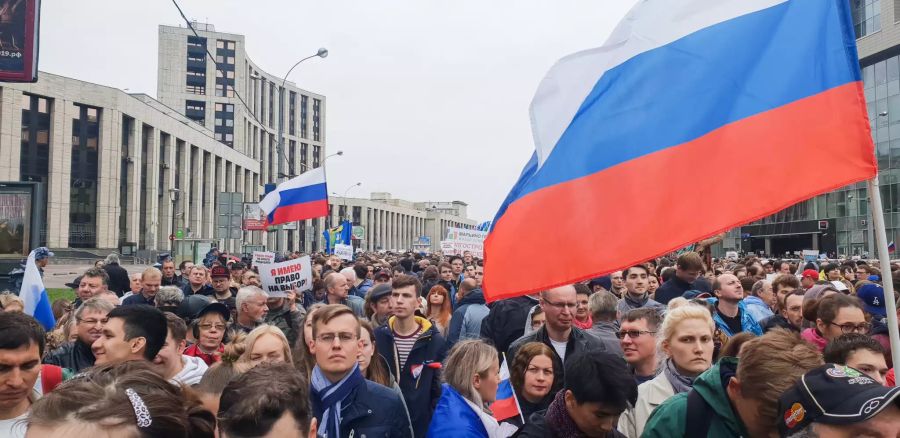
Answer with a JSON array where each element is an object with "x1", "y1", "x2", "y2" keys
[
  {"x1": 335, "y1": 244, "x2": 354, "y2": 261},
  {"x1": 252, "y1": 251, "x2": 275, "y2": 266},
  {"x1": 243, "y1": 203, "x2": 267, "y2": 231},
  {"x1": 259, "y1": 256, "x2": 312, "y2": 297},
  {"x1": 802, "y1": 250, "x2": 818, "y2": 263},
  {"x1": 442, "y1": 227, "x2": 487, "y2": 258}
]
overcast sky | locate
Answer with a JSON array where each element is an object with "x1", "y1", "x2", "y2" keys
[{"x1": 41, "y1": 1, "x2": 636, "y2": 222}]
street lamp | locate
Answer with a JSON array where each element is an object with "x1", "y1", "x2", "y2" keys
[
  {"x1": 277, "y1": 48, "x2": 328, "y2": 182},
  {"x1": 332, "y1": 182, "x2": 362, "y2": 222},
  {"x1": 279, "y1": 150, "x2": 344, "y2": 178}
]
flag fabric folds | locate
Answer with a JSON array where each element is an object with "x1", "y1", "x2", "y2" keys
[
  {"x1": 323, "y1": 220, "x2": 352, "y2": 254},
  {"x1": 258, "y1": 168, "x2": 328, "y2": 226},
  {"x1": 20, "y1": 249, "x2": 55, "y2": 330},
  {"x1": 489, "y1": 356, "x2": 522, "y2": 422},
  {"x1": 483, "y1": 0, "x2": 877, "y2": 301}
]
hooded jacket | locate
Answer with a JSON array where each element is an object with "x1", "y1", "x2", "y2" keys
[
  {"x1": 170, "y1": 355, "x2": 209, "y2": 386},
  {"x1": 741, "y1": 295, "x2": 774, "y2": 323},
  {"x1": 801, "y1": 327, "x2": 828, "y2": 352},
  {"x1": 374, "y1": 315, "x2": 449, "y2": 438},
  {"x1": 480, "y1": 295, "x2": 540, "y2": 354},
  {"x1": 704, "y1": 298, "x2": 763, "y2": 337},
  {"x1": 447, "y1": 288, "x2": 489, "y2": 347},
  {"x1": 642, "y1": 358, "x2": 749, "y2": 438}
]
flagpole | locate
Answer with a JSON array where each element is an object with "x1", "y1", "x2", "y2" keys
[
  {"x1": 501, "y1": 352, "x2": 526, "y2": 424},
  {"x1": 867, "y1": 176, "x2": 900, "y2": 370}
]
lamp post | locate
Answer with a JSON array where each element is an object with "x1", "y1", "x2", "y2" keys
[{"x1": 277, "y1": 48, "x2": 328, "y2": 182}]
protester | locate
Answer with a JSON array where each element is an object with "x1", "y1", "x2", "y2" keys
[
  {"x1": 160, "y1": 258, "x2": 181, "y2": 287},
  {"x1": 374, "y1": 274, "x2": 448, "y2": 438},
  {"x1": 619, "y1": 304, "x2": 715, "y2": 437},
  {"x1": 210, "y1": 265, "x2": 237, "y2": 313},
  {"x1": 0, "y1": 312, "x2": 52, "y2": 437},
  {"x1": 428, "y1": 339, "x2": 517, "y2": 437},
  {"x1": 178, "y1": 260, "x2": 193, "y2": 286},
  {"x1": 240, "y1": 269, "x2": 261, "y2": 287},
  {"x1": 229, "y1": 262, "x2": 246, "y2": 289},
  {"x1": 481, "y1": 292, "x2": 539, "y2": 355},
  {"x1": 240, "y1": 324, "x2": 293, "y2": 367},
  {"x1": 610, "y1": 270, "x2": 626, "y2": 297},
  {"x1": 647, "y1": 273, "x2": 660, "y2": 298},
  {"x1": 73, "y1": 267, "x2": 110, "y2": 308},
  {"x1": 26, "y1": 360, "x2": 215, "y2": 437},
  {"x1": 122, "y1": 267, "x2": 162, "y2": 306},
  {"x1": 364, "y1": 283, "x2": 393, "y2": 328},
  {"x1": 529, "y1": 307, "x2": 545, "y2": 333},
  {"x1": 587, "y1": 290, "x2": 625, "y2": 355},
  {"x1": 619, "y1": 308, "x2": 662, "y2": 385},
  {"x1": 296, "y1": 305, "x2": 324, "y2": 376},
  {"x1": 573, "y1": 284, "x2": 593, "y2": 329},
  {"x1": 149, "y1": 312, "x2": 207, "y2": 387},
  {"x1": 447, "y1": 278, "x2": 489, "y2": 347},
  {"x1": 801, "y1": 269, "x2": 819, "y2": 290},
  {"x1": 642, "y1": 329, "x2": 823, "y2": 437},
  {"x1": 102, "y1": 253, "x2": 130, "y2": 296},
  {"x1": 514, "y1": 351, "x2": 637, "y2": 437},
  {"x1": 309, "y1": 304, "x2": 412, "y2": 437},
  {"x1": 0, "y1": 293, "x2": 22, "y2": 312},
  {"x1": 654, "y1": 252, "x2": 711, "y2": 304},
  {"x1": 425, "y1": 284, "x2": 453, "y2": 338},
  {"x1": 706, "y1": 274, "x2": 763, "y2": 339},
  {"x1": 122, "y1": 272, "x2": 142, "y2": 302},
  {"x1": 154, "y1": 285, "x2": 184, "y2": 314},
  {"x1": 508, "y1": 342, "x2": 557, "y2": 426},
  {"x1": 44, "y1": 298, "x2": 115, "y2": 372},
  {"x1": 508, "y1": 286, "x2": 609, "y2": 397},
  {"x1": 183, "y1": 265, "x2": 214, "y2": 296},
  {"x1": 822, "y1": 333, "x2": 889, "y2": 385},
  {"x1": 194, "y1": 358, "x2": 250, "y2": 417},
  {"x1": 761, "y1": 290, "x2": 805, "y2": 333},
  {"x1": 184, "y1": 302, "x2": 229, "y2": 366},
  {"x1": 449, "y1": 255, "x2": 466, "y2": 292},
  {"x1": 358, "y1": 319, "x2": 396, "y2": 389},
  {"x1": 743, "y1": 279, "x2": 775, "y2": 323},
  {"x1": 801, "y1": 293, "x2": 869, "y2": 352},
  {"x1": 229, "y1": 286, "x2": 268, "y2": 336},
  {"x1": 322, "y1": 272, "x2": 366, "y2": 317},
  {"x1": 617, "y1": 265, "x2": 665, "y2": 316},
  {"x1": 91, "y1": 304, "x2": 168, "y2": 366},
  {"x1": 264, "y1": 289, "x2": 303, "y2": 348},
  {"x1": 218, "y1": 362, "x2": 315, "y2": 438}
]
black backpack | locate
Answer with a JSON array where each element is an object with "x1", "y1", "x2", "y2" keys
[{"x1": 684, "y1": 389, "x2": 714, "y2": 437}]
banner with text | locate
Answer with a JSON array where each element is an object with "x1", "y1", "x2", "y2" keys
[
  {"x1": 259, "y1": 256, "x2": 312, "y2": 297},
  {"x1": 334, "y1": 244, "x2": 354, "y2": 261},
  {"x1": 252, "y1": 251, "x2": 276, "y2": 266},
  {"x1": 442, "y1": 227, "x2": 487, "y2": 258}
]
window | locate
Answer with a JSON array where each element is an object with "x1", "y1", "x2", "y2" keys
[
  {"x1": 852, "y1": 0, "x2": 881, "y2": 38},
  {"x1": 186, "y1": 84, "x2": 205, "y2": 95},
  {"x1": 289, "y1": 91, "x2": 296, "y2": 135},
  {"x1": 70, "y1": 104, "x2": 101, "y2": 248},
  {"x1": 268, "y1": 83, "x2": 275, "y2": 128},
  {"x1": 301, "y1": 95, "x2": 308, "y2": 138},
  {"x1": 313, "y1": 98, "x2": 321, "y2": 141},
  {"x1": 20, "y1": 94, "x2": 52, "y2": 188},
  {"x1": 301, "y1": 143, "x2": 308, "y2": 169},
  {"x1": 313, "y1": 145, "x2": 321, "y2": 168}
]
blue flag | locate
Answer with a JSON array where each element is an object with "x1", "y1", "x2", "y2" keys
[{"x1": 21, "y1": 249, "x2": 55, "y2": 330}]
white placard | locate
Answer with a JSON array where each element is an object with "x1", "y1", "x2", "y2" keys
[
  {"x1": 334, "y1": 244, "x2": 354, "y2": 261},
  {"x1": 258, "y1": 256, "x2": 313, "y2": 297},
  {"x1": 252, "y1": 251, "x2": 276, "y2": 266}
]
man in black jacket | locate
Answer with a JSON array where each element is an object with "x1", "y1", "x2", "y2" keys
[
  {"x1": 653, "y1": 252, "x2": 711, "y2": 304},
  {"x1": 480, "y1": 293, "x2": 540, "y2": 354},
  {"x1": 102, "y1": 253, "x2": 131, "y2": 296},
  {"x1": 43, "y1": 298, "x2": 115, "y2": 372}
]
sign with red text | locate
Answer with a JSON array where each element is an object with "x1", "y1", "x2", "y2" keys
[{"x1": 258, "y1": 256, "x2": 312, "y2": 297}]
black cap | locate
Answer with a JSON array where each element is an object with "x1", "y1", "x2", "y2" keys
[
  {"x1": 193, "y1": 301, "x2": 230, "y2": 322},
  {"x1": 374, "y1": 270, "x2": 392, "y2": 281},
  {"x1": 368, "y1": 283, "x2": 392, "y2": 301},
  {"x1": 778, "y1": 363, "x2": 900, "y2": 435},
  {"x1": 176, "y1": 294, "x2": 213, "y2": 321}
]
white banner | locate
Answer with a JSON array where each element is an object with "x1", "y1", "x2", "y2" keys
[
  {"x1": 258, "y1": 256, "x2": 312, "y2": 297},
  {"x1": 441, "y1": 240, "x2": 483, "y2": 258},
  {"x1": 334, "y1": 244, "x2": 354, "y2": 261},
  {"x1": 252, "y1": 251, "x2": 276, "y2": 266},
  {"x1": 445, "y1": 227, "x2": 488, "y2": 243}
]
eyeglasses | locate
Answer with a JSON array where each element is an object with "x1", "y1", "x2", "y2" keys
[
  {"x1": 316, "y1": 332, "x2": 358, "y2": 344},
  {"x1": 829, "y1": 322, "x2": 871, "y2": 334},
  {"x1": 199, "y1": 323, "x2": 227, "y2": 331},
  {"x1": 77, "y1": 318, "x2": 105, "y2": 326},
  {"x1": 542, "y1": 298, "x2": 577, "y2": 310},
  {"x1": 615, "y1": 330, "x2": 657, "y2": 339}
]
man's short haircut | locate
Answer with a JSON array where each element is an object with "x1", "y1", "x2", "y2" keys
[
  {"x1": 771, "y1": 274, "x2": 800, "y2": 293},
  {"x1": 660, "y1": 267, "x2": 676, "y2": 282},
  {"x1": 178, "y1": 260, "x2": 192, "y2": 270},
  {"x1": 589, "y1": 290, "x2": 618, "y2": 322},
  {"x1": 190, "y1": 265, "x2": 208, "y2": 275},
  {"x1": 737, "y1": 329, "x2": 824, "y2": 434},
  {"x1": 676, "y1": 252, "x2": 704, "y2": 271},
  {"x1": 622, "y1": 265, "x2": 650, "y2": 278},
  {"x1": 822, "y1": 263, "x2": 839, "y2": 273},
  {"x1": 0, "y1": 312, "x2": 46, "y2": 356},
  {"x1": 323, "y1": 271, "x2": 343, "y2": 290},
  {"x1": 155, "y1": 286, "x2": 184, "y2": 308},
  {"x1": 622, "y1": 307, "x2": 663, "y2": 330},
  {"x1": 105, "y1": 305, "x2": 168, "y2": 360},
  {"x1": 392, "y1": 274, "x2": 423, "y2": 297},
  {"x1": 310, "y1": 304, "x2": 360, "y2": 339},
  {"x1": 822, "y1": 333, "x2": 885, "y2": 364},
  {"x1": 780, "y1": 289, "x2": 806, "y2": 311},
  {"x1": 81, "y1": 267, "x2": 109, "y2": 286},
  {"x1": 750, "y1": 280, "x2": 769, "y2": 297},
  {"x1": 459, "y1": 278, "x2": 477, "y2": 296},
  {"x1": 449, "y1": 255, "x2": 463, "y2": 265},
  {"x1": 438, "y1": 262, "x2": 452, "y2": 272},
  {"x1": 740, "y1": 277, "x2": 756, "y2": 295},
  {"x1": 74, "y1": 297, "x2": 115, "y2": 320},
  {"x1": 564, "y1": 351, "x2": 637, "y2": 411},
  {"x1": 353, "y1": 263, "x2": 368, "y2": 279},
  {"x1": 235, "y1": 286, "x2": 267, "y2": 311},
  {"x1": 573, "y1": 283, "x2": 591, "y2": 297},
  {"x1": 129, "y1": 272, "x2": 142, "y2": 281},
  {"x1": 142, "y1": 267, "x2": 162, "y2": 280},
  {"x1": 218, "y1": 362, "x2": 311, "y2": 437},
  {"x1": 162, "y1": 311, "x2": 188, "y2": 343}
]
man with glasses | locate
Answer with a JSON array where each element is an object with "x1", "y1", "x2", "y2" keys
[
  {"x1": 616, "y1": 265, "x2": 665, "y2": 318},
  {"x1": 619, "y1": 308, "x2": 662, "y2": 384},
  {"x1": 508, "y1": 285, "x2": 608, "y2": 400},
  {"x1": 44, "y1": 298, "x2": 115, "y2": 373},
  {"x1": 229, "y1": 286, "x2": 268, "y2": 336},
  {"x1": 310, "y1": 304, "x2": 412, "y2": 438}
]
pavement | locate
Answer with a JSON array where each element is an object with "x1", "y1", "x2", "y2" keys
[{"x1": 41, "y1": 263, "x2": 154, "y2": 289}]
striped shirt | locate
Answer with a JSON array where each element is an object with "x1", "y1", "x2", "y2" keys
[{"x1": 393, "y1": 322, "x2": 423, "y2": 370}]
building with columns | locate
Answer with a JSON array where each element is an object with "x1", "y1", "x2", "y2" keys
[{"x1": 328, "y1": 192, "x2": 477, "y2": 253}]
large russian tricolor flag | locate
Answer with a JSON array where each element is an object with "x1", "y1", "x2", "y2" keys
[
  {"x1": 483, "y1": 0, "x2": 877, "y2": 301},
  {"x1": 258, "y1": 168, "x2": 328, "y2": 226}
]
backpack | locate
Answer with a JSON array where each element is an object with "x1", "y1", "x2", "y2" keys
[
  {"x1": 684, "y1": 388, "x2": 714, "y2": 437},
  {"x1": 41, "y1": 364, "x2": 64, "y2": 393}
]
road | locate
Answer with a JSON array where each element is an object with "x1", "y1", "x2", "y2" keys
[{"x1": 40, "y1": 263, "x2": 154, "y2": 289}]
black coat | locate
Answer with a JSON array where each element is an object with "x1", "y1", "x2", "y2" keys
[
  {"x1": 103, "y1": 263, "x2": 131, "y2": 296},
  {"x1": 653, "y1": 276, "x2": 712, "y2": 304},
  {"x1": 43, "y1": 340, "x2": 95, "y2": 373},
  {"x1": 513, "y1": 411, "x2": 626, "y2": 438},
  {"x1": 479, "y1": 295, "x2": 540, "y2": 354},
  {"x1": 311, "y1": 380, "x2": 413, "y2": 438}
]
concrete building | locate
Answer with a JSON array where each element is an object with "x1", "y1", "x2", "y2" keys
[
  {"x1": 328, "y1": 192, "x2": 477, "y2": 252},
  {"x1": 157, "y1": 23, "x2": 328, "y2": 253},
  {"x1": 727, "y1": 0, "x2": 900, "y2": 258}
]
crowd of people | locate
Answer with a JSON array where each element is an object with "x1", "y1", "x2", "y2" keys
[{"x1": 0, "y1": 248, "x2": 898, "y2": 437}]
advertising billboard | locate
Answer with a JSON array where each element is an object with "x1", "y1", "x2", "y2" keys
[{"x1": 0, "y1": 0, "x2": 40, "y2": 82}]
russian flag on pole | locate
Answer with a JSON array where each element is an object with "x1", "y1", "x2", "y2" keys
[
  {"x1": 20, "y1": 249, "x2": 55, "y2": 331},
  {"x1": 489, "y1": 357, "x2": 522, "y2": 422},
  {"x1": 258, "y1": 168, "x2": 328, "y2": 226},
  {"x1": 483, "y1": 0, "x2": 877, "y2": 301},
  {"x1": 889, "y1": 241, "x2": 896, "y2": 254}
]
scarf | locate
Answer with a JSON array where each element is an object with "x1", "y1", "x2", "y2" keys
[
  {"x1": 545, "y1": 389, "x2": 586, "y2": 438},
  {"x1": 183, "y1": 343, "x2": 223, "y2": 367},
  {"x1": 623, "y1": 292, "x2": 649, "y2": 309},
  {"x1": 310, "y1": 363, "x2": 366, "y2": 438},
  {"x1": 663, "y1": 358, "x2": 695, "y2": 395},
  {"x1": 573, "y1": 315, "x2": 593, "y2": 330}
]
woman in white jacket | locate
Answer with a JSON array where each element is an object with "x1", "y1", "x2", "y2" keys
[{"x1": 618, "y1": 304, "x2": 715, "y2": 437}]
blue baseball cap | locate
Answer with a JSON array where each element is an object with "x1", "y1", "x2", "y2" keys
[
  {"x1": 33, "y1": 247, "x2": 54, "y2": 261},
  {"x1": 856, "y1": 283, "x2": 886, "y2": 318}
]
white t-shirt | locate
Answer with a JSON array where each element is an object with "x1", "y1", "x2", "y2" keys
[
  {"x1": 550, "y1": 338, "x2": 567, "y2": 362},
  {"x1": 0, "y1": 412, "x2": 28, "y2": 438}
]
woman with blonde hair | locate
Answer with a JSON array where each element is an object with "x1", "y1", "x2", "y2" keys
[
  {"x1": 239, "y1": 324, "x2": 293, "y2": 367},
  {"x1": 427, "y1": 340, "x2": 517, "y2": 437},
  {"x1": 619, "y1": 304, "x2": 716, "y2": 437},
  {"x1": 425, "y1": 285, "x2": 453, "y2": 337}
]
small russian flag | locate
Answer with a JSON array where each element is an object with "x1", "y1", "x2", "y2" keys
[
  {"x1": 489, "y1": 355, "x2": 522, "y2": 422},
  {"x1": 889, "y1": 241, "x2": 895, "y2": 254}
]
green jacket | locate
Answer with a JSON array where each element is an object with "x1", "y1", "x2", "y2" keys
[{"x1": 641, "y1": 358, "x2": 750, "y2": 438}]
